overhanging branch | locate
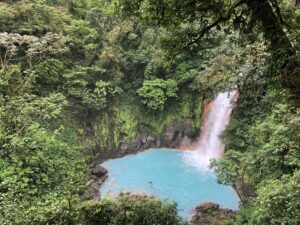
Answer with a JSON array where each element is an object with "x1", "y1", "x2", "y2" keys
[{"x1": 181, "y1": 0, "x2": 246, "y2": 52}]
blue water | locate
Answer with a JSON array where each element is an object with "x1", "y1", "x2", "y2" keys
[{"x1": 100, "y1": 149, "x2": 239, "y2": 217}]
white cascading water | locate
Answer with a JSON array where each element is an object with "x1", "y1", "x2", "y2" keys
[{"x1": 183, "y1": 91, "x2": 238, "y2": 171}]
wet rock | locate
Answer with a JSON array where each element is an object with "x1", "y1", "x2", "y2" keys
[
  {"x1": 90, "y1": 164, "x2": 108, "y2": 178},
  {"x1": 88, "y1": 164, "x2": 108, "y2": 200},
  {"x1": 190, "y1": 202, "x2": 236, "y2": 225},
  {"x1": 92, "y1": 118, "x2": 197, "y2": 162},
  {"x1": 87, "y1": 119, "x2": 197, "y2": 200},
  {"x1": 141, "y1": 134, "x2": 148, "y2": 144},
  {"x1": 90, "y1": 175, "x2": 99, "y2": 180},
  {"x1": 180, "y1": 136, "x2": 193, "y2": 148},
  {"x1": 120, "y1": 141, "x2": 130, "y2": 151},
  {"x1": 160, "y1": 119, "x2": 195, "y2": 147},
  {"x1": 143, "y1": 134, "x2": 157, "y2": 149}
]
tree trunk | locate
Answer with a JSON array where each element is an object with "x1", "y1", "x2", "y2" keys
[
  {"x1": 233, "y1": 183, "x2": 246, "y2": 208},
  {"x1": 246, "y1": 0, "x2": 292, "y2": 50},
  {"x1": 246, "y1": 0, "x2": 299, "y2": 96}
]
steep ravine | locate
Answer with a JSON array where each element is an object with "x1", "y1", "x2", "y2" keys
[
  {"x1": 87, "y1": 92, "x2": 243, "y2": 225},
  {"x1": 86, "y1": 95, "x2": 202, "y2": 199}
]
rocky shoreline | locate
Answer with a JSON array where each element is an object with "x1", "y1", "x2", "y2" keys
[
  {"x1": 87, "y1": 119, "x2": 197, "y2": 200},
  {"x1": 190, "y1": 202, "x2": 236, "y2": 225},
  {"x1": 86, "y1": 118, "x2": 242, "y2": 224},
  {"x1": 97, "y1": 119, "x2": 196, "y2": 161},
  {"x1": 88, "y1": 164, "x2": 109, "y2": 199}
]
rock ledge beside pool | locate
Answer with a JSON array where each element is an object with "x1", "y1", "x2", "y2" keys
[{"x1": 190, "y1": 202, "x2": 236, "y2": 225}]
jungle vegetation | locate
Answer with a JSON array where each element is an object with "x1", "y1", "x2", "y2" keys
[{"x1": 0, "y1": 0, "x2": 299, "y2": 224}]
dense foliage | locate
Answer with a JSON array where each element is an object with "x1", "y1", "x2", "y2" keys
[
  {"x1": 80, "y1": 196, "x2": 182, "y2": 225},
  {"x1": 0, "y1": 0, "x2": 203, "y2": 224},
  {"x1": 0, "y1": 0, "x2": 299, "y2": 224},
  {"x1": 6, "y1": 195, "x2": 181, "y2": 225},
  {"x1": 115, "y1": 0, "x2": 300, "y2": 224}
]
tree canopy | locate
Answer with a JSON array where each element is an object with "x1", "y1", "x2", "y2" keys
[{"x1": 0, "y1": 0, "x2": 299, "y2": 224}]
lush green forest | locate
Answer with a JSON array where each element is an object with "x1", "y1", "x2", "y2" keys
[{"x1": 0, "y1": 0, "x2": 299, "y2": 224}]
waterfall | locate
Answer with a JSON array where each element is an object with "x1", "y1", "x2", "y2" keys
[{"x1": 183, "y1": 91, "x2": 238, "y2": 171}]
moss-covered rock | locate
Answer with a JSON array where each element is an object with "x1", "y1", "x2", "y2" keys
[
  {"x1": 190, "y1": 202, "x2": 236, "y2": 225},
  {"x1": 89, "y1": 93, "x2": 203, "y2": 161}
]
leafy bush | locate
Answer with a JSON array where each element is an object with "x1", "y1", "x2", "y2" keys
[
  {"x1": 137, "y1": 79, "x2": 178, "y2": 111},
  {"x1": 80, "y1": 195, "x2": 182, "y2": 225}
]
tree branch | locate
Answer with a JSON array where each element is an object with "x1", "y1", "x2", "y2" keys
[{"x1": 181, "y1": 0, "x2": 246, "y2": 51}]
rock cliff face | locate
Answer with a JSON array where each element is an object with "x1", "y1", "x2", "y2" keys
[
  {"x1": 160, "y1": 119, "x2": 194, "y2": 148},
  {"x1": 87, "y1": 118, "x2": 197, "y2": 199},
  {"x1": 96, "y1": 119, "x2": 196, "y2": 161}
]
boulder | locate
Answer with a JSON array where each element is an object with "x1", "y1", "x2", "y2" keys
[
  {"x1": 90, "y1": 165, "x2": 108, "y2": 178},
  {"x1": 190, "y1": 202, "x2": 236, "y2": 225}
]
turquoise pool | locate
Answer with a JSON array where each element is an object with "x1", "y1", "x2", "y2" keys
[{"x1": 100, "y1": 149, "x2": 239, "y2": 217}]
